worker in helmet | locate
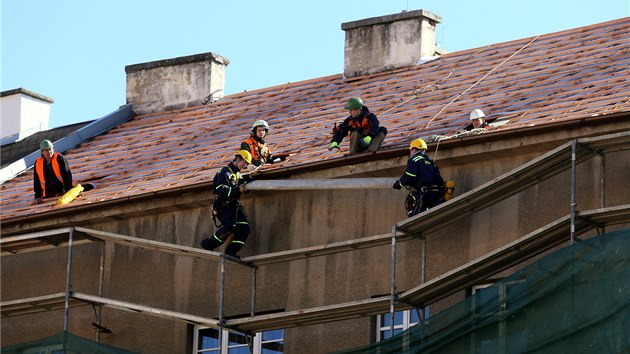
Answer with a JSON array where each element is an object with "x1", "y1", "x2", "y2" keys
[
  {"x1": 467, "y1": 109, "x2": 489, "y2": 130},
  {"x1": 33, "y1": 139, "x2": 73, "y2": 204},
  {"x1": 393, "y1": 138, "x2": 446, "y2": 217},
  {"x1": 241, "y1": 120, "x2": 285, "y2": 167},
  {"x1": 201, "y1": 150, "x2": 259, "y2": 258},
  {"x1": 328, "y1": 97, "x2": 387, "y2": 154}
]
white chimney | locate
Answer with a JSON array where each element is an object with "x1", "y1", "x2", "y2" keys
[
  {"x1": 0, "y1": 88, "x2": 53, "y2": 145},
  {"x1": 342, "y1": 9, "x2": 445, "y2": 78},
  {"x1": 125, "y1": 52, "x2": 229, "y2": 115}
]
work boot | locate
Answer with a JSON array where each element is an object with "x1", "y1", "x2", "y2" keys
[
  {"x1": 200, "y1": 235, "x2": 223, "y2": 250},
  {"x1": 225, "y1": 241, "x2": 244, "y2": 257}
]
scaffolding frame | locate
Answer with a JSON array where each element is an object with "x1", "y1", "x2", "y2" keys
[{"x1": 2, "y1": 131, "x2": 630, "y2": 343}]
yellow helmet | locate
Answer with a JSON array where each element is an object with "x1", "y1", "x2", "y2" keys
[
  {"x1": 235, "y1": 150, "x2": 252, "y2": 164},
  {"x1": 409, "y1": 138, "x2": 427, "y2": 150}
]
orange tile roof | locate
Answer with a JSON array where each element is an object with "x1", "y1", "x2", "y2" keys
[{"x1": 2, "y1": 17, "x2": 630, "y2": 222}]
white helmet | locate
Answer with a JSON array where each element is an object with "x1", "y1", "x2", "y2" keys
[
  {"x1": 252, "y1": 120, "x2": 269, "y2": 131},
  {"x1": 470, "y1": 109, "x2": 485, "y2": 120}
]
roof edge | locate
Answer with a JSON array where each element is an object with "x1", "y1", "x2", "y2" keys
[{"x1": 2, "y1": 113, "x2": 628, "y2": 230}]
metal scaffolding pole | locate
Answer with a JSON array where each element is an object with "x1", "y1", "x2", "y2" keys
[
  {"x1": 63, "y1": 227, "x2": 75, "y2": 332},
  {"x1": 570, "y1": 140, "x2": 578, "y2": 244},
  {"x1": 218, "y1": 255, "x2": 226, "y2": 346},
  {"x1": 251, "y1": 268, "x2": 257, "y2": 317},
  {"x1": 96, "y1": 241, "x2": 106, "y2": 343},
  {"x1": 390, "y1": 225, "x2": 397, "y2": 338}
]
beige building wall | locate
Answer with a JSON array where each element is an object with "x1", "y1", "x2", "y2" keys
[{"x1": 2, "y1": 122, "x2": 629, "y2": 353}]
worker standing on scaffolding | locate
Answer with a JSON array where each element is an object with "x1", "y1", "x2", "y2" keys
[
  {"x1": 201, "y1": 150, "x2": 259, "y2": 259},
  {"x1": 393, "y1": 138, "x2": 446, "y2": 217},
  {"x1": 328, "y1": 97, "x2": 387, "y2": 154}
]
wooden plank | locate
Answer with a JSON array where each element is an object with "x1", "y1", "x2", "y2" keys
[
  {"x1": 0, "y1": 293, "x2": 87, "y2": 317},
  {"x1": 244, "y1": 178, "x2": 397, "y2": 191},
  {"x1": 243, "y1": 233, "x2": 414, "y2": 266},
  {"x1": 71, "y1": 292, "x2": 222, "y2": 329},
  {"x1": 75, "y1": 227, "x2": 225, "y2": 263}
]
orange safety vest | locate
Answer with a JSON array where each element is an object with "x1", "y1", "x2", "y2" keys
[
  {"x1": 243, "y1": 136, "x2": 270, "y2": 163},
  {"x1": 348, "y1": 116, "x2": 372, "y2": 135},
  {"x1": 36, "y1": 153, "x2": 64, "y2": 198}
]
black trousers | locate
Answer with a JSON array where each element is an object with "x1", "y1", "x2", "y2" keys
[
  {"x1": 406, "y1": 190, "x2": 445, "y2": 217},
  {"x1": 201, "y1": 201, "x2": 250, "y2": 256}
]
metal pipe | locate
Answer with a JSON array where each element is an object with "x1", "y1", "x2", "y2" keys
[
  {"x1": 600, "y1": 153, "x2": 606, "y2": 234},
  {"x1": 96, "y1": 241, "x2": 106, "y2": 342},
  {"x1": 251, "y1": 268, "x2": 257, "y2": 317},
  {"x1": 218, "y1": 255, "x2": 226, "y2": 348},
  {"x1": 600, "y1": 153, "x2": 606, "y2": 209},
  {"x1": 421, "y1": 236, "x2": 427, "y2": 321},
  {"x1": 390, "y1": 225, "x2": 397, "y2": 338},
  {"x1": 570, "y1": 140, "x2": 578, "y2": 244},
  {"x1": 63, "y1": 227, "x2": 75, "y2": 332}
]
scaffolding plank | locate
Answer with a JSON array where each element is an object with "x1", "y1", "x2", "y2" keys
[
  {"x1": 0, "y1": 293, "x2": 87, "y2": 317},
  {"x1": 74, "y1": 227, "x2": 224, "y2": 262},
  {"x1": 0, "y1": 228, "x2": 80, "y2": 256},
  {"x1": 244, "y1": 178, "x2": 398, "y2": 191},
  {"x1": 71, "y1": 292, "x2": 222, "y2": 329},
  {"x1": 226, "y1": 296, "x2": 399, "y2": 332},
  {"x1": 396, "y1": 131, "x2": 630, "y2": 236},
  {"x1": 243, "y1": 233, "x2": 414, "y2": 266}
]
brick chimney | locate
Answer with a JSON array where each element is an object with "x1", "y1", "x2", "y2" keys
[
  {"x1": 341, "y1": 9, "x2": 445, "y2": 78},
  {"x1": 0, "y1": 88, "x2": 53, "y2": 145},
  {"x1": 125, "y1": 52, "x2": 229, "y2": 115}
]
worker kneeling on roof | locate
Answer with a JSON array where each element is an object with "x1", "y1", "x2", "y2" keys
[
  {"x1": 328, "y1": 97, "x2": 387, "y2": 154},
  {"x1": 33, "y1": 139, "x2": 74, "y2": 204},
  {"x1": 241, "y1": 119, "x2": 286, "y2": 168},
  {"x1": 393, "y1": 138, "x2": 446, "y2": 217},
  {"x1": 201, "y1": 150, "x2": 260, "y2": 259}
]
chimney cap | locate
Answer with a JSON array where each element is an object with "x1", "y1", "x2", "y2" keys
[
  {"x1": 341, "y1": 9, "x2": 441, "y2": 31},
  {"x1": 0, "y1": 88, "x2": 54, "y2": 103},
  {"x1": 125, "y1": 52, "x2": 229, "y2": 74}
]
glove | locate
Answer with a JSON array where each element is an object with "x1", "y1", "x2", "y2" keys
[
  {"x1": 328, "y1": 142, "x2": 340, "y2": 151},
  {"x1": 360, "y1": 136, "x2": 372, "y2": 148},
  {"x1": 250, "y1": 169, "x2": 262, "y2": 177},
  {"x1": 239, "y1": 185, "x2": 248, "y2": 194},
  {"x1": 393, "y1": 180, "x2": 402, "y2": 190}
]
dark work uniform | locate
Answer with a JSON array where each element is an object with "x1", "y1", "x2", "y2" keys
[
  {"x1": 331, "y1": 106, "x2": 387, "y2": 153},
  {"x1": 397, "y1": 151, "x2": 445, "y2": 217},
  {"x1": 201, "y1": 162, "x2": 255, "y2": 257}
]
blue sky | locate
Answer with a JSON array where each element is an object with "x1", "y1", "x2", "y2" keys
[{"x1": 2, "y1": 0, "x2": 628, "y2": 128}]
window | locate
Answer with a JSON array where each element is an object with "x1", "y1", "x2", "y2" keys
[
  {"x1": 376, "y1": 308, "x2": 428, "y2": 341},
  {"x1": 195, "y1": 326, "x2": 284, "y2": 354}
]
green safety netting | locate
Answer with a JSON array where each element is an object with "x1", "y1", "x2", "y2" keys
[
  {"x1": 2, "y1": 331, "x2": 139, "y2": 354},
  {"x1": 335, "y1": 228, "x2": 630, "y2": 354}
]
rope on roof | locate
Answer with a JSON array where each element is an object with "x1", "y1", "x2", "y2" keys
[
  {"x1": 379, "y1": 69, "x2": 454, "y2": 117},
  {"x1": 422, "y1": 35, "x2": 542, "y2": 130}
]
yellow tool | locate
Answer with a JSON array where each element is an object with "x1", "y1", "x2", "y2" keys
[
  {"x1": 444, "y1": 180, "x2": 456, "y2": 201},
  {"x1": 56, "y1": 184, "x2": 85, "y2": 205}
]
